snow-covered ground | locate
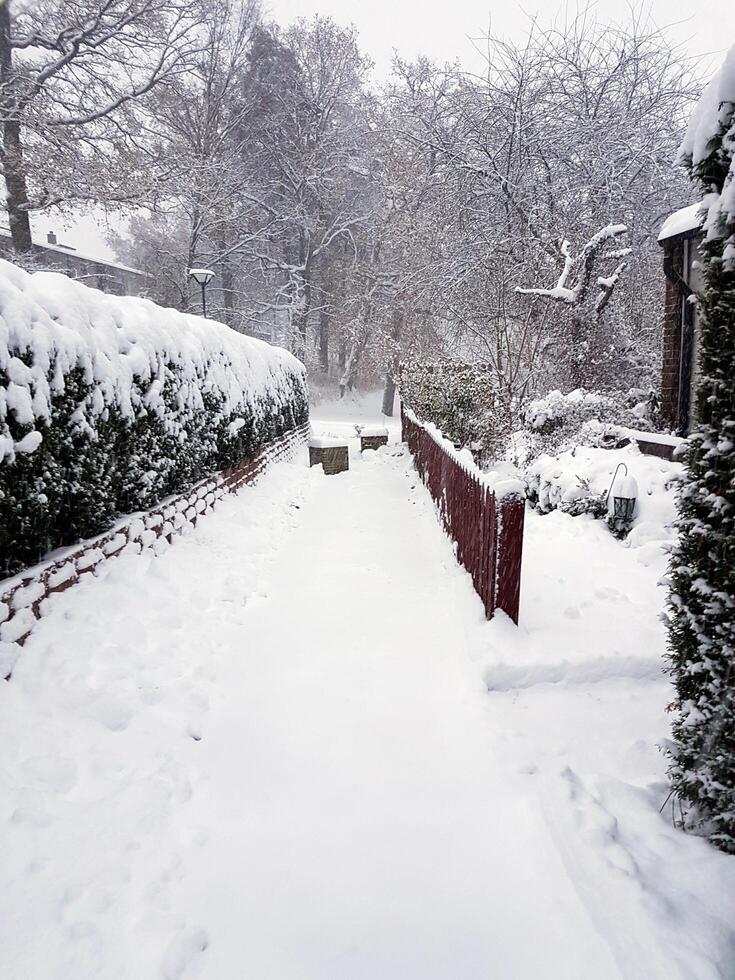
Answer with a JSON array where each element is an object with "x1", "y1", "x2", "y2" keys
[{"x1": 1, "y1": 391, "x2": 734, "y2": 979}]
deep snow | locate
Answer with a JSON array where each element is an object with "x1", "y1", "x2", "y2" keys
[{"x1": 0, "y1": 393, "x2": 734, "y2": 979}]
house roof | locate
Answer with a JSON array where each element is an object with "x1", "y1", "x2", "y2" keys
[
  {"x1": 0, "y1": 224, "x2": 146, "y2": 277},
  {"x1": 657, "y1": 203, "x2": 705, "y2": 243}
]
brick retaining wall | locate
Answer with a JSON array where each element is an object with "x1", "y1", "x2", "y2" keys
[{"x1": 0, "y1": 422, "x2": 309, "y2": 661}]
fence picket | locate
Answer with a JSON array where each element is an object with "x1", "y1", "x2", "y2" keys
[{"x1": 401, "y1": 406, "x2": 523, "y2": 624}]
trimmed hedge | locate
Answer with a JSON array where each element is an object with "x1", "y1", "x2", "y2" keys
[{"x1": 0, "y1": 261, "x2": 308, "y2": 579}]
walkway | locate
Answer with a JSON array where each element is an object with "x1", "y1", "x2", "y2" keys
[
  {"x1": 1, "y1": 407, "x2": 732, "y2": 979},
  {"x1": 173, "y1": 442, "x2": 618, "y2": 979}
]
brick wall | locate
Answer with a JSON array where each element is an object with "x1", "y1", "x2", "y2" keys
[
  {"x1": 0, "y1": 422, "x2": 309, "y2": 663},
  {"x1": 661, "y1": 239, "x2": 683, "y2": 430}
]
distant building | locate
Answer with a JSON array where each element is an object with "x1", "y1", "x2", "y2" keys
[
  {"x1": 658, "y1": 203, "x2": 705, "y2": 435},
  {"x1": 0, "y1": 226, "x2": 147, "y2": 297}
]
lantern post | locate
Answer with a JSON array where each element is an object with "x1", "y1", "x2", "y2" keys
[{"x1": 188, "y1": 268, "x2": 215, "y2": 318}]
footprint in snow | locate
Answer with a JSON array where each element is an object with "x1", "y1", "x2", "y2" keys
[
  {"x1": 161, "y1": 929, "x2": 209, "y2": 980},
  {"x1": 517, "y1": 761, "x2": 538, "y2": 775}
]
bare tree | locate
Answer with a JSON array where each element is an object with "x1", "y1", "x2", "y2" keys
[
  {"x1": 142, "y1": 0, "x2": 263, "y2": 320},
  {"x1": 516, "y1": 224, "x2": 631, "y2": 385},
  {"x1": 0, "y1": 0, "x2": 202, "y2": 252},
  {"x1": 386, "y1": 9, "x2": 695, "y2": 402},
  {"x1": 238, "y1": 17, "x2": 376, "y2": 355}
]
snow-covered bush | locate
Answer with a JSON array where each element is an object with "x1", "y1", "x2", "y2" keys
[
  {"x1": 0, "y1": 261, "x2": 308, "y2": 578},
  {"x1": 519, "y1": 387, "x2": 658, "y2": 461},
  {"x1": 665, "y1": 45, "x2": 735, "y2": 853},
  {"x1": 399, "y1": 359, "x2": 511, "y2": 465},
  {"x1": 524, "y1": 443, "x2": 681, "y2": 545}
]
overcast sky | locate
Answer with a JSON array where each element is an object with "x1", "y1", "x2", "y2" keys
[
  {"x1": 267, "y1": 0, "x2": 735, "y2": 77},
  {"x1": 45, "y1": 1, "x2": 735, "y2": 262}
]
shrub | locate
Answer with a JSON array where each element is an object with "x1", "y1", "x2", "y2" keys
[
  {"x1": 665, "y1": 47, "x2": 735, "y2": 853},
  {"x1": 519, "y1": 386, "x2": 658, "y2": 461},
  {"x1": 399, "y1": 359, "x2": 511, "y2": 465},
  {"x1": 0, "y1": 261, "x2": 308, "y2": 578}
]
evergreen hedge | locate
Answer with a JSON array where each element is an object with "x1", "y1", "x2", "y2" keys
[
  {"x1": 666, "y1": 48, "x2": 735, "y2": 852},
  {"x1": 0, "y1": 261, "x2": 308, "y2": 580}
]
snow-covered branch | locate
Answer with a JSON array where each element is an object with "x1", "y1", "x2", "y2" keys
[{"x1": 516, "y1": 224, "x2": 630, "y2": 312}]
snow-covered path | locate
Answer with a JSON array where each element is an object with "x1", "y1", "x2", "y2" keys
[
  {"x1": 173, "y1": 444, "x2": 618, "y2": 979},
  {"x1": 1, "y1": 399, "x2": 734, "y2": 979}
]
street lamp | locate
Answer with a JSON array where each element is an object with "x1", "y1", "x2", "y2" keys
[{"x1": 188, "y1": 268, "x2": 215, "y2": 318}]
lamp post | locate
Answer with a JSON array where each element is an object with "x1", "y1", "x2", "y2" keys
[{"x1": 188, "y1": 268, "x2": 215, "y2": 318}]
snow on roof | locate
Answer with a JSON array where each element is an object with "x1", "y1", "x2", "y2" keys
[
  {"x1": 0, "y1": 224, "x2": 147, "y2": 277},
  {"x1": 657, "y1": 204, "x2": 705, "y2": 242},
  {"x1": 676, "y1": 45, "x2": 735, "y2": 238},
  {"x1": 42, "y1": 240, "x2": 147, "y2": 277}
]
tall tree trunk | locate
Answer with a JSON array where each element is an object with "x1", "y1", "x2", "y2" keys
[
  {"x1": 340, "y1": 329, "x2": 369, "y2": 397},
  {"x1": 339, "y1": 343, "x2": 358, "y2": 398},
  {"x1": 381, "y1": 308, "x2": 403, "y2": 417},
  {"x1": 218, "y1": 243, "x2": 235, "y2": 327},
  {"x1": 292, "y1": 271, "x2": 311, "y2": 356},
  {"x1": 3, "y1": 121, "x2": 33, "y2": 253},
  {"x1": 569, "y1": 313, "x2": 586, "y2": 387},
  {"x1": 381, "y1": 373, "x2": 396, "y2": 416},
  {"x1": 291, "y1": 240, "x2": 312, "y2": 356},
  {"x1": 319, "y1": 305, "x2": 329, "y2": 372},
  {"x1": 0, "y1": 2, "x2": 33, "y2": 253}
]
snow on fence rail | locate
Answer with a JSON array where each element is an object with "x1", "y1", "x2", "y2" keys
[
  {"x1": 401, "y1": 406, "x2": 524, "y2": 623},
  {"x1": 0, "y1": 421, "x2": 308, "y2": 675}
]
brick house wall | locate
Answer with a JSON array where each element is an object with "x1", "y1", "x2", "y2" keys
[
  {"x1": 658, "y1": 205, "x2": 705, "y2": 436},
  {"x1": 660, "y1": 238, "x2": 685, "y2": 431}
]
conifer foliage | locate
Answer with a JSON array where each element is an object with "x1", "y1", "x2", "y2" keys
[
  {"x1": 0, "y1": 262, "x2": 308, "y2": 580},
  {"x1": 666, "y1": 47, "x2": 735, "y2": 852}
]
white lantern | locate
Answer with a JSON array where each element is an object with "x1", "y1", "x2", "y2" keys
[
  {"x1": 606, "y1": 462, "x2": 638, "y2": 521},
  {"x1": 188, "y1": 268, "x2": 215, "y2": 286},
  {"x1": 187, "y1": 268, "x2": 215, "y2": 317}
]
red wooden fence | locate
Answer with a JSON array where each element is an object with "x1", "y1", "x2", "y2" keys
[{"x1": 401, "y1": 406, "x2": 524, "y2": 623}]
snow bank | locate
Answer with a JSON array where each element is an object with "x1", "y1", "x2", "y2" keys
[
  {"x1": 524, "y1": 388, "x2": 617, "y2": 431},
  {"x1": 0, "y1": 260, "x2": 305, "y2": 452},
  {"x1": 0, "y1": 260, "x2": 308, "y2": 578}
]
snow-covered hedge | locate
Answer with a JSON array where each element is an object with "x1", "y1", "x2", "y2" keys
[
  {"x1": 0, "y1": 261, "x2": 308, "y2": 578},
  {"x1": 667, "y1": 43, "x2": 735, "y2": 853},
  {"x1": 399, "y1": 359, "x2": 511, "y2": 466}
]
